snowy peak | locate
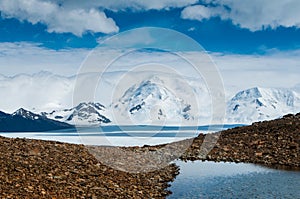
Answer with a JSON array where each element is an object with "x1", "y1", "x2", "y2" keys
[
  {"x1": 112, "y1": 77, "x2": 195, "y2": 125},
  {"x1": 227, "y1": 87, "x2": 300, "y2": 124},
  {"x1": 232, "y1": 87, "x2": 262, "y2": 101},
  {"x1": 231, "y1": 87, "x2": 295, "y2": 107},
  {"x1": 13, "y1": 108, "x2": 41, "y2": 120},
  {"x1": 71, "y1": 102, "x2": 105, "y2": 115},
  {"x1": 43, "y1": 102, "x2": 111, "y2": 126}
]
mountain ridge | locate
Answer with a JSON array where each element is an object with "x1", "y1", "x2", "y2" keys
[
  {"x1": 1, "y1": 71, "x2": 300, "y2": 125},
  {"x1": 42, "y1": 102, "x2": 111, "y2": 126},
  {"x1": 110, "y1": 77, "x2": 197, "y2": 125},
  {"x1": 0, "y1": 109, "x2": 73, "y2": 132},
  {"x1": 226, "y1": 86, "x2": 300, "y2": 124}
]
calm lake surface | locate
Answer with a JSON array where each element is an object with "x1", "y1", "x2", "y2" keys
[{"x1": 168, "y1": 161, "x2": 300, "y2": 199}]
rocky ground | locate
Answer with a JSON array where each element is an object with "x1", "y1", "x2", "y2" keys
[
  {"x1": 180, "y1": 113, "x2": 300, "y2": 169},
  {"x1": 1, "y1": 113, "x2": 299, "y2": 198},
  {"x1": 119, "y1": 112, "x2": 299, "y2": 170},
  {"x1": 0, "y1": 137, "x2": 179, "y2": 198}
]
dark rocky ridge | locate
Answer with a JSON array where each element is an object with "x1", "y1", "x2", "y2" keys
[
  {"x1": 180, "y1": 112, "x2": 300, "y2": 168},
  {"x1": 118, "y1": 112, "x2": 299, "y2": 169},
  {"x1": 0, "y1": 109, "x2": 73, "y2": 132}
]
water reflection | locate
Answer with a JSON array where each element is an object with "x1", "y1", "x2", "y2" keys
[{"x1": 168, "y1": 161, "x2": 300, "y2": 198}]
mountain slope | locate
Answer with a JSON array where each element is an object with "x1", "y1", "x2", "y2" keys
[
  {"x1": 42, "y1": 102, "x2": 111, "y2": 126},
  {"x1": 226, "y1": 87, "x2": 300, "y2": 124},
  {"x1": 111, "y1": 77, "x2": 198, "y2": 125},
  {"x1": 0, "y1": 109, "x2": 73, "y2": 132}
]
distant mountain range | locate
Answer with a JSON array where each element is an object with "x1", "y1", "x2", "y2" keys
[
  {"x1": 38, "y1": 85, "x2": 300, "y2": 126},
  {"x1": 42, "y1": 102, "x2": 111, "y2": 126},
  {"x1": 0, "y1": 108, "x2": 73, "y2": 132},
  {"x1": 226, "y1": 87, "x2": 300, "y2": 124},
  {"x1": 0, "y1": 73, "x2": 300, "y2": 128}
]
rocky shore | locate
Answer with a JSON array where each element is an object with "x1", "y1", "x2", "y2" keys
[
  {"x1": 181, "y1": 113, "x2": 300, "y2": 169},
  {"x1": 1, "y1": 113, "x2": 299, "y2": 198},
  {"x1": 0, "y1": 136, "x2": 179, "y2": 198}
]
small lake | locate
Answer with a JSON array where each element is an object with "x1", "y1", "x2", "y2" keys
[{"x1": 168, "y1": 161, "x2": 300, "y2": 199}]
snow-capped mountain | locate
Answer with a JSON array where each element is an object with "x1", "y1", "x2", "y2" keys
[
  {"x1": 226, "y1": 87, "x2": 300, "y2": 124},
  {"x1": 0, "y1": 108, "x2": 73, "y2": 132},
  {"x1": 110, "y1": 76, "x2": 200, "y2": 125},
  {"x1": 1, "y1": 71, "x2": 300, "y2": 126},
  {"x1": 12, "y1": 108, "x2": 41, "y2": 120},
  {"x1": 42, "y1": 102, "x2": 111, "y2": 126}
]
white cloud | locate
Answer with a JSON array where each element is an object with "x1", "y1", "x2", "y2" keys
[
  {"x1": 181, "y1": 0, "x2": 300, "y2": 31},
  {"x1": 0, "y1": 42, "x2": 89, "y2": 76},
  {"x1": 0, "y1": 0, "x2": 119, "y2": 36},
  {"x1": 0, "y1": 42, "x2": 299, "y2": 97},
  {"x1": 53, "y1": 0, "x2": 198, "y2": 11},
  {"x1": 210, "y1": 50, "x2": 300, "y2": 96},
  {"x1": 181, "y1": 5, "x2": 227, "y2": 21},
  {"x1": 181, "y1": 5, "x2": 211, "y2": 21}
]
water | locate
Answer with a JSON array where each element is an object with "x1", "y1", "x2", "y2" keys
[
  {"x1": 168, "y1": 161, "x2": 300, "y2": 199},
  {"x1": 0, "y1": 124, "x2": 239, "y2": 146}
]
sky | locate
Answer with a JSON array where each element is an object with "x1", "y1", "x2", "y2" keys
[{"x1": 0, "y1": 0, "x2": 300, "y2": 90}]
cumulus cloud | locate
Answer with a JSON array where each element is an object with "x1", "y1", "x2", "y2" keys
[
  {"x1": 181, "y1": 0, "x2": 300, "y2": 31},
  {"x1": 0, "y1": 0, "x2": 119, "y2": 36},
  {"x1": 181, "y1": 5, "x2": 227, "y2": 21},
  {"x1": 53, "y1": 0, "x2": 198, "y2": 11}
]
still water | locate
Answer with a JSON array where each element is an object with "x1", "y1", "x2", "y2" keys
[
  {"x1": 0, "y1": 125, "x2": 238, "y2": 146},
  {"x1": 168, "y1": 161, "x2": 300, "y2": 199}
]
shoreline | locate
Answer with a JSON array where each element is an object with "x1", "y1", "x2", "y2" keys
[
  {"x1": 0, "y1": 113, "x2": 299, "y2": 197},
  {"x1": 179, "y1": 113, "x2": 300, "y2": 168}
]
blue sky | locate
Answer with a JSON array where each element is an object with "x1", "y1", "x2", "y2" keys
[
  {"x1": 0, "y1": 0, "x2": 300, "y2": 114},
  {"x1": 0, "y1": 0, "x2": 299, "y2": 90},
  {"x1": 0, "y1": 0, "x2": 300, "y2": 53}
]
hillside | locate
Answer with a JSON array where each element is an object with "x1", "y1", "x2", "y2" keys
[
  {"x1": 0, "y1": 108, "x2": 73, "y2": 132},
  {"x1": 181, "y1": 112, "x2": 300, "y2": 168},
  {"x1": 0, "y1": 136, "x2": 179, "y2": 198}
]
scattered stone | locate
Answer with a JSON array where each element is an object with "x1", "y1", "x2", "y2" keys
[
  {"x1": 180, "y1": 112, "x2": 300, "y2": 169},
  {"x1": 1, "y1": 112, "x2": 299, "y2": 197},
  {"x1": 0, "y1": 136, "x2": 179, "y2": 198}
]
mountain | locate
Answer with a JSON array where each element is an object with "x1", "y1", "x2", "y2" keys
[
  {"x1": 42, "y1": 102, "x2": 111, "y2": 126},
  {"x1": 0, "y1": 108, "x2": 73, "y2": 132},
  {"x1": 111, "y1": 77, "x2": 198, "y2": 125},
  {"x1": 2, "y1": 72, "x2": 300, "y2": 126},
  {"x1": 226, "y1": 87, "x2": 300, "y2": 124},
  {"x1": 0, "y1": 111, "x2": 9, "y2": 118}
]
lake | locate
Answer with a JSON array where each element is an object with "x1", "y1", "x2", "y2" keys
[
  {"x1": 0, "y1": 124, "x2": 241, "y2": 146},
  {"x1": 168, "y1": 161, "x2": 300, "y2": 198}
]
